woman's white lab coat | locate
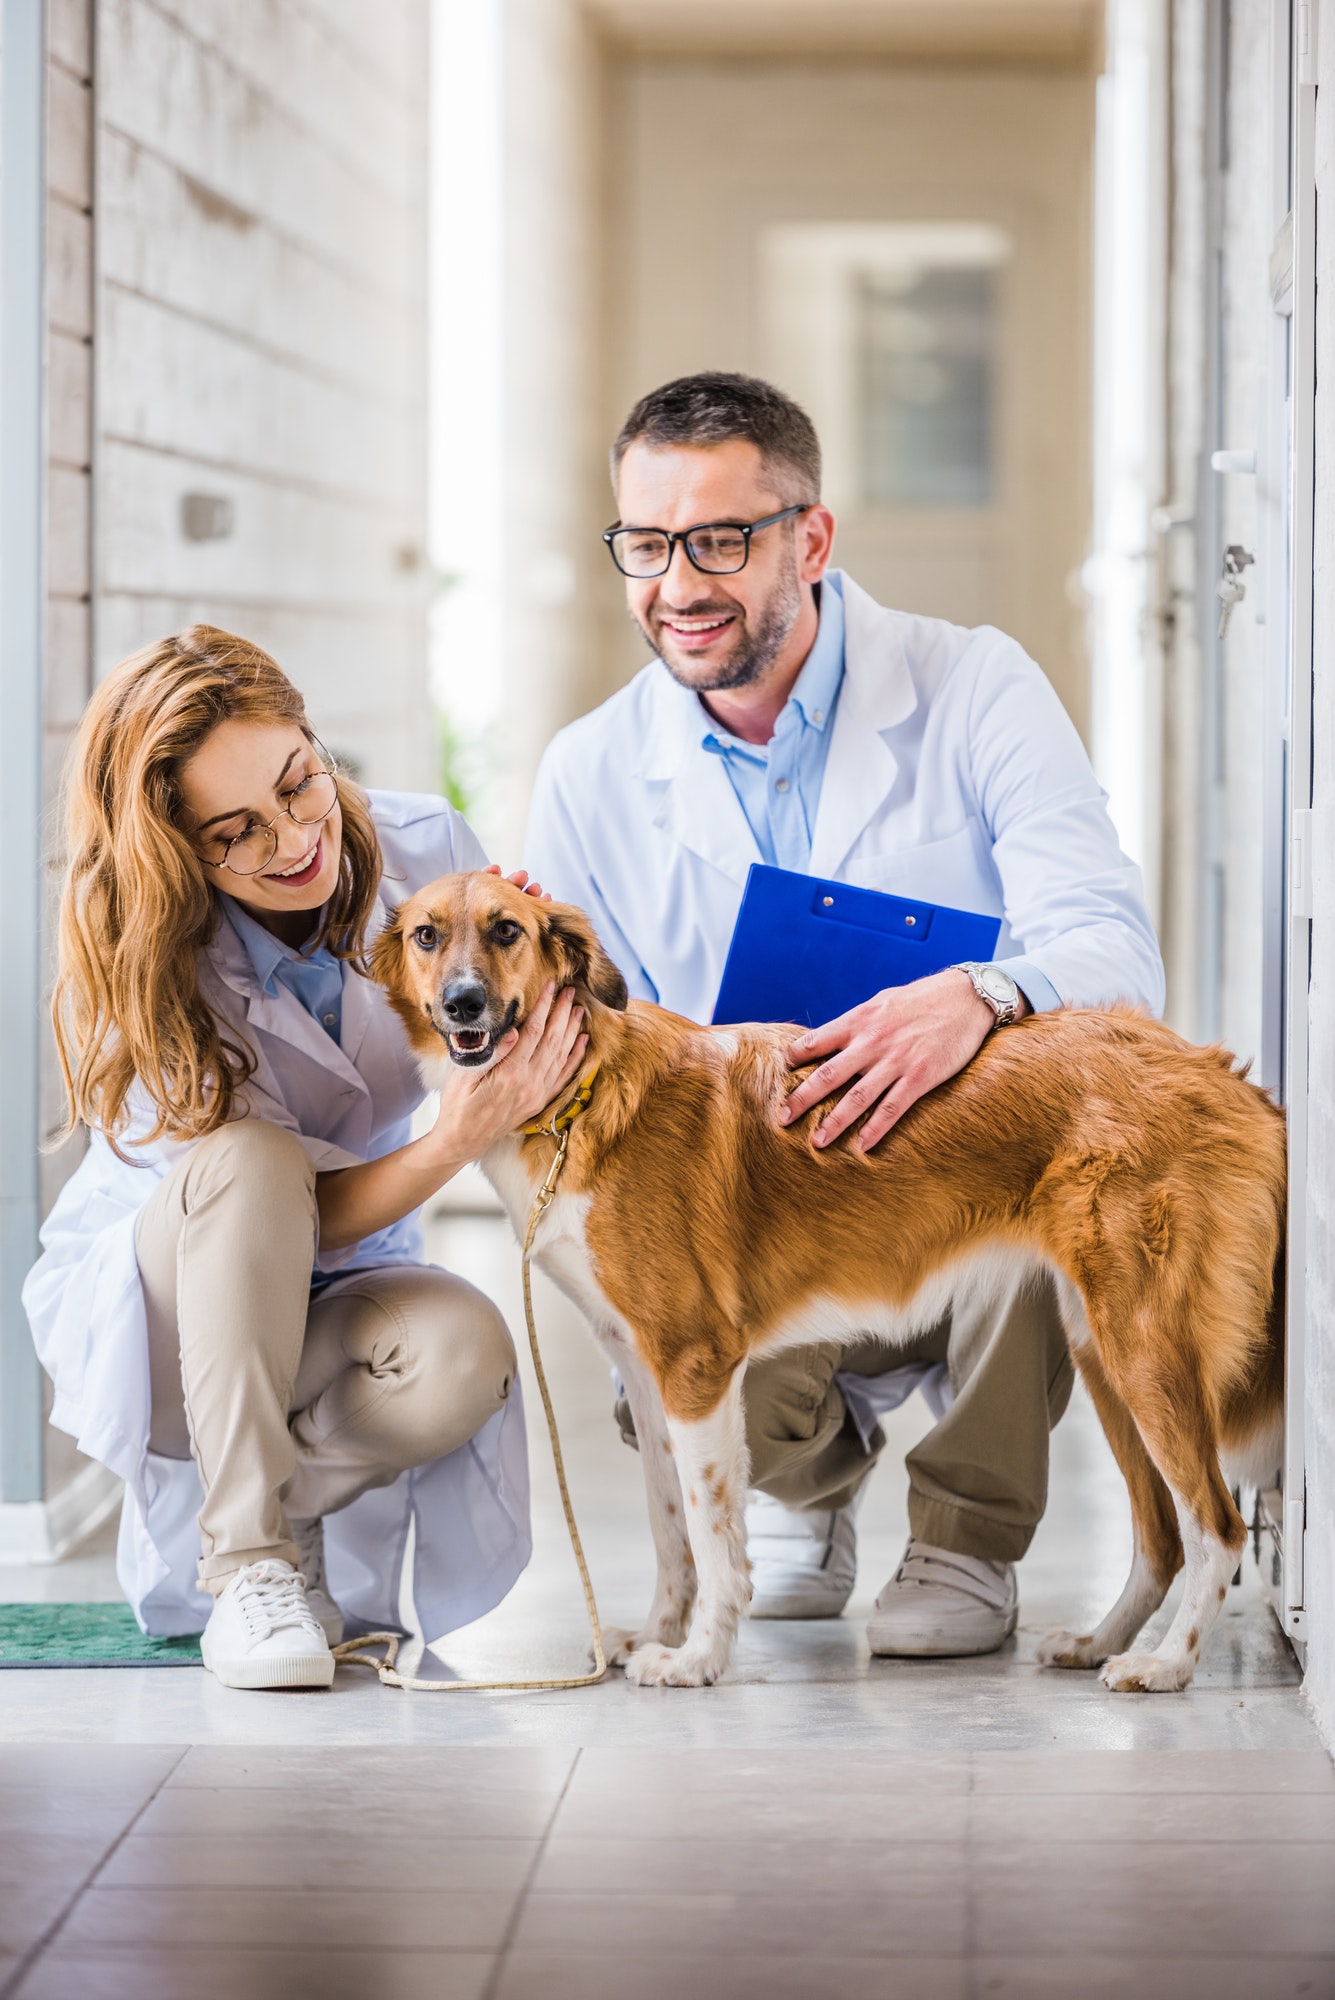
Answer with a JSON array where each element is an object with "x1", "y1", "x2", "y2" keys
[{"x1": 22, "y1": 792, "x2": 531, "y2": 1638}]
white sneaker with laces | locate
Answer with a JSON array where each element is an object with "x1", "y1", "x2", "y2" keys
[
  {"x1": 200, "y1": 1559, "x2": 335, "y2": 1689},
  {"x1": 867, "y1": 1537, "x2": 1018, "y2": 1657},
  {"x1": 745, "y1": 1492, "x2": 858, "y2": 1619},
  {"x1": 290, "y1": 1516, "x2": 344, "y2": 1644}
]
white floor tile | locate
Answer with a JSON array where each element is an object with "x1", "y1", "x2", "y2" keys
[{"x1": 14, "y1": 1946, "x2": 494, "y2": 2000}]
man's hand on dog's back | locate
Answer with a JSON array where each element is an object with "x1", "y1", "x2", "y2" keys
[{"x1": 780, "y1": 966, "x2": 1026, "y2": 1153}]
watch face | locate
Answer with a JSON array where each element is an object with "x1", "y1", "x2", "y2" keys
[{"x1": 980, "y1": 967, "x2": 1014, "y2": 1003}]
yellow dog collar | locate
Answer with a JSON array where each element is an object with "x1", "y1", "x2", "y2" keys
[{"x1": 522, "y1": 1063, "x2": 600, "y2": 1140}]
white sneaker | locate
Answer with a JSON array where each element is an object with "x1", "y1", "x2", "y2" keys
[
  {"x1": 867, "y1": 1537, "x2": 1018, "y2": 1657},
  {"x1": 200, "y1": 1559, "x2": 335, "y2": 1689},
  {"x1": 745, "y1": 1492, "x2": 858, "y2": 1619},
  {"x1": 290, "y1": 1516, "x2": 344, "y2": 1644}
]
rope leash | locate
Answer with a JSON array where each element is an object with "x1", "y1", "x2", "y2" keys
[{"x1": 331, "y1": 1117, "x2": 607, "y2": 1693}]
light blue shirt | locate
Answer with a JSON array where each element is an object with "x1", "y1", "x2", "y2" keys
[
  {"x1": 700, "y1": 573, "x2": 845, "y2": 873},
  {"x1": 225, "y1": 899, "x2": 345, "y2": 1042}
]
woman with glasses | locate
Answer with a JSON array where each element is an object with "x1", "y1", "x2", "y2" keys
[{"x1": 24, "y1": 626, "x2": 586, "y2": 1688}]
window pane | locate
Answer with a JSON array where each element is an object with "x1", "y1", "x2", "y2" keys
[{"x1": 859, "y1": 265, "x2": 996, "y2": 508}]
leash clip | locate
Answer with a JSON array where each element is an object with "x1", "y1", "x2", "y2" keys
[{"x1": 534, "y1": 1123, "x2": 571, "y2": 1213}]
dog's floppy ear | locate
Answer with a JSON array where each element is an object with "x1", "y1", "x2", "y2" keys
[
  {"x1": 540, "y1": 900, "x2": 629, "y2": 1011},
  {"x1": 368, "y1": 905, "x2": 406, "y2": 989}
]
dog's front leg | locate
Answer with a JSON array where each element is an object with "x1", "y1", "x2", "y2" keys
[
  {"x1": 600, "y1": 1343, "x2": 697, "y2": 1665},
  {"x1": 625, "y1": 1368, "x2": 750, "y2": 1689}
]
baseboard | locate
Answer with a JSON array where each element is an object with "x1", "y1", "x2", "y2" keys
[{"x1": 0, "y1": 1460, "x2": 123, "y2": 1564}]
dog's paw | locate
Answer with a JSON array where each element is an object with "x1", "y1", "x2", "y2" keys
[
  {"x1": 1037, "y1": 1626, "x2": 1103, "y2": 1670},
  {"x1": 1100, "y1": 1648, "x2": 1194, "y2": 1693},
  {"x1": 598, "y1": 1626, "x2": 641, "y2": 1669},
  {"x1": 600, "y1": 1622, "x2": 691, "y2": 1669},
  {"x1": 624, "y1": 1642, "x2": 724, "y2": 1688}
]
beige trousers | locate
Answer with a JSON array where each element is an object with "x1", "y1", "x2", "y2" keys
[
  {"x1": 135, "y1": 1118, "x2": 517, "y2": 1593},
  {"x1": 744, "y1": 1268, "x2": 1074, "y2": 1562}
]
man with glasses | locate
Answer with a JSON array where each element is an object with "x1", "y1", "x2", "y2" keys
[{"x1": 525, "y1": 372, "x2": 1163, "y2": 1657}]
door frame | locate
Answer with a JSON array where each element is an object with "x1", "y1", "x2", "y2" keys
[{"x1": 1253, "y1": 0, "x2": 1314, "y2": 1658}]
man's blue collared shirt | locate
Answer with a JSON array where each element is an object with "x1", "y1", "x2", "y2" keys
[
  {"x1": 225, "y1": 898, "x2": 345, "y2": 1042},
  {"x1": 700, "y1": 573, "x2": 845, "y2": 873}
]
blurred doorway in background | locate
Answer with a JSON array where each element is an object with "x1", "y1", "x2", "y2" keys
[
  {"x1": 759, "y1": 219, "x2": 1012, "y2": 637},
  {"x1": 604, "y1": 48, "x2": 1096, "y2": 731}
]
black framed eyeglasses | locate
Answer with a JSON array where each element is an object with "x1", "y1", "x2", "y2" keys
[{"x1": 603, "y1": 505, "x2": 809, "y2": 579}]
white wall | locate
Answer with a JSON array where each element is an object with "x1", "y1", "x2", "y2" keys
[
  {"x1": 41, "y1": 0, "x2": 95, "y2": 1220},
  {"x1": 93, "y1": 0, "x2": 432, "y2": 790}
]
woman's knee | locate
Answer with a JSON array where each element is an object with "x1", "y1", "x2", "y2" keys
[
  {"x1": 190, "y1": 1118, "x2": 315, "y2": 1204},
  {"x1": 385, "y1": 1272, "x2": 517, "y2": 1453},
  {"x1": 429, "y1": 1284, "x2": 516, "y2": 1421}
]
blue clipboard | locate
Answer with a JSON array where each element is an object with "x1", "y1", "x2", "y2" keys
[{"x1": 712, "y1": 863, "x2": 1002, "y2": 1028}]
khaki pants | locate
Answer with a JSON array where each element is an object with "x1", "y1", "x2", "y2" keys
[
  {"x1": 135, "y1": 1118, "x2": 517, "y2": 1594},
  {"x1": 744, "y1": 1268, "x2": 1074, "y2": 1562}
]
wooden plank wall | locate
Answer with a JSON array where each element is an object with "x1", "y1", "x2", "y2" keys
[{"x1": 93, "y1": 0, "x2": 431, "y2": 786}]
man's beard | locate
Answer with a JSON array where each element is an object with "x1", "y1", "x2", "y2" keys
[{"x1": 636, "y1": 558, "x2": 804, "y2": 694}]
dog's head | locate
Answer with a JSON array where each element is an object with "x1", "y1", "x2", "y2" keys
[{"x1": 371, "y1": 871, "x2": 628, "y2": 1069}]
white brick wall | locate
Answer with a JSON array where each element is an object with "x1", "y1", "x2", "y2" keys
[
  {"x1": 92, "y1": 0, "x2": 432, "y2": 786},
  {"x1": 41, "y1": 0, "x2": 95, "y2": 1220}
]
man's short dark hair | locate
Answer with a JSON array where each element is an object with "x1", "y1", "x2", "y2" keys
[{"x1": 611, "y1": 372, "x2": 821, "y2": 503}]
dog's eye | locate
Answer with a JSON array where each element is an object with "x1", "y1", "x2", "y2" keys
[
  {"x1": 412, "y1": 924, "x2": 438, "y2": 950},
  {"x1": 493, "y1": 920, "x2": 521, "y2": 945}
]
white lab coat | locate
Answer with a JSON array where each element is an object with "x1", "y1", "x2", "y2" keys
[
  {"x1": 23, "y1": 792, "x2": 532, "y2": 1638},
  {"x1": 525, "y1": 571, "x2": 1164, "y2": 1024}
]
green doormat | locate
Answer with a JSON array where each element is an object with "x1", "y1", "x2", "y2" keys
[{"x1": 0, "y1": 1603, "x2": 201, "y2": 1668}]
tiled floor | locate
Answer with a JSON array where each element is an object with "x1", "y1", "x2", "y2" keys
[{"x1": 0, "y1": 1203, "x2": 1330, "y2": 1998}]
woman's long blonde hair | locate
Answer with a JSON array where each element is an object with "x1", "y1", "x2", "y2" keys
[{"x1": 55, "y1": 625, "x2": 383, "y2": 1148}]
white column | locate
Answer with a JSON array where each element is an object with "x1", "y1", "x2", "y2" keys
[{"x1": 1086, "y1": 0, "x2": 1169, "y2": 919}]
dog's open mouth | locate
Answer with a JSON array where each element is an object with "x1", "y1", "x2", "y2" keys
[
  {"x1": 439, "y1": 998, "x2": 518, "y2": 1067},
  {"x1": 446, "y1": 1027, "x2": 499, "y2": 1066}
]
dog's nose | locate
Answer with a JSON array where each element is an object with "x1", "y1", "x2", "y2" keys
[{"x1": 441, "y1": 978, "x2": 488, "y2": 1024}]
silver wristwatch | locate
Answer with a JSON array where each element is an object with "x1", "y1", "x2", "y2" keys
[{"x1": 954, "y1": 962, "x2": 1020, "y2": 1028}]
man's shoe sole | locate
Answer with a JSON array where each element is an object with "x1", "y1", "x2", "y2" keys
[
  {"x1": 866, "y1": 1604, "x2": 1019, "y2": 1659},
  {"x1": 750, "y1": 1591, "x2": 854, "y2": 1621}
]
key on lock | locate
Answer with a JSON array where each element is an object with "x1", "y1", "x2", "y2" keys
[{"x1": 1217, "y1": 544, "x2": 1255, "y2": 638}]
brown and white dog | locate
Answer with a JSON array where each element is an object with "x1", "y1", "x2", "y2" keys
[{"x1": 372, "y1": 871, "x2": 1288, "y2": 1694}]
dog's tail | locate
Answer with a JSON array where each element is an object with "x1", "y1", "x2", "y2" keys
[{"x1": 1217, "y1": 1221, "x2": 1286, "y2": 1491}]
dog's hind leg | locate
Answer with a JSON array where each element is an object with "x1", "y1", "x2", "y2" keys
[
  {"x1": 601, "y1": 1342, "x2": 697, "y2": 1665},
  {"x1": 1038, "y1": 1318, "x2": 1182, "y2": 1671},
  {"x1": 624, "y1": 1366, "x2": 751, "y2": 1689},
  {"x1": 1091, "y1": 1305, "x2": 1246, "y2": 1693}
]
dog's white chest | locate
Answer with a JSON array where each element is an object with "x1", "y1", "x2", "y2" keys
[{"x1": 481, "y1": 1140, "x2": 633, "y2": 1349}]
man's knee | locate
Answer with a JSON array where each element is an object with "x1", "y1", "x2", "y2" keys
[{"x1": 743, "y1": 1343, "x2": 845, "y2": 1450}]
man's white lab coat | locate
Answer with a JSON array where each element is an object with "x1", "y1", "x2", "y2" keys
[
  {"x1": 525, "y1": 572, "x2": 1164, "y2": 1022},
  {"x1": 23, "y1": 794, "x2": 532, "y2": 1638}
]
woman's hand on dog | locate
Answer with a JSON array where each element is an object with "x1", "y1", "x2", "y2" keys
[
  {"x1": 429, "y1": 980, "x2": 588, "y2": 1163},
  {"x1": 779, "y1": 967, "x2": 1021, "y2": 1153},
  {"x1": 485, "y1": 863, "x2": 549, "y2": 900}
]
